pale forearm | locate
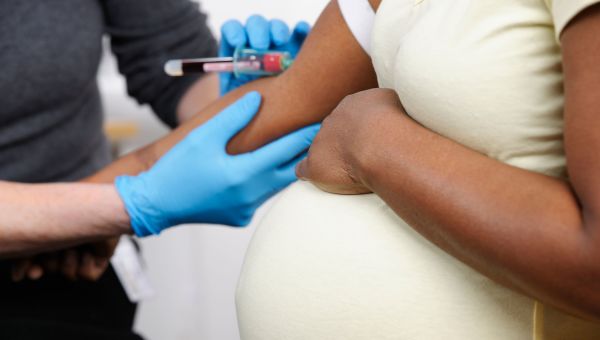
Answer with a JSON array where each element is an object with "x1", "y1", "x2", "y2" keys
[
  {"x1": 177, "y1": 73, "x2": 220, "y2": 123},
  {"x1": 0, "y1": 182, "x2": 130, "y2": 257}
]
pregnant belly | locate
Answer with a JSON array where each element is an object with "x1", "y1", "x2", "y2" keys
[{"x1": 237, "y1": 182, "x2": 539, "y2": 339}]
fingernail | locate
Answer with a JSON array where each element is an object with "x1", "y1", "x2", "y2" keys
[
  {"x1": 295, "y1": 161, "x2": 307, "y2": 180},
  {"x1": 28, "y1": 266, "x2": 43, "y2": 280}
]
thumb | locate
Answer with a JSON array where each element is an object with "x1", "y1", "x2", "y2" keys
[
  {"x1": 295, "y1": 157, "x2": 310, "y2": 181},
  {"x1": 199, "y1": 91, "x2": 262, "y2": 146},
  {"x1": 245, "y1": 124, "x2": 320, "y2": 172}
]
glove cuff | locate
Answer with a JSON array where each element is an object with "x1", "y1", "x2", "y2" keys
[{"x1": 115, "y1": 175, "x2": 166, "y2": 237}]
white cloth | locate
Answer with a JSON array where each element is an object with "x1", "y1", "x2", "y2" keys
[
  {"x1": 236, "y1": 1, "x2": 600, "y2": 339},
  {"x1": 338, "y1": 0, "x2": 375, "y2": 55},
  {"x1": 545, "y1": 0, "x2": 600, "y2": 40}
]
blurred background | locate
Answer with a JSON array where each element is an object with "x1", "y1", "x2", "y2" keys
[{"x1": 98, "y1": 1, "x2": 327, "y2": 339}]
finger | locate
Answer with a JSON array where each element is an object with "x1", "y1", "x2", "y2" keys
[
  {"x1": 269, "y1": 19, "x2": 290, "y2": 47},
  {"x1": 245, "y1": 124, "x2": 320, "y2": 172},
  {"x1": 220, "y1": 20, "x2": 247, "y2": 57},
  {"x1": 92, "y1": 238, "x2": 119, "y2": 259},
  {"x1": 219, "y1": 20, "x2": 248, "y2": 97},
  {"x1": 272, "y1": 151, "x2": 308, "y2": 188},
  {"x1": 42, "y1": 252, "x2": 60, "y2": 273},
  {"x1": 296, "y1": 156, "x2": 310, "y2": 180},
  {"x1": 11, "y1": 259, "x2": 31, "y2": 282},
  {"x1": 78, "y1": 252, "x2": 93, "y2": 280},
  {"x1": 61, "y1": 249, "x2": 79, "y2": 281},
  {"x1": 79, "y1": 252, "x2": 105, "y2": 281},
  {"x1": 289, "y1": 21, "x2": 311, "y2": 56},
  {"x1": 191, "y1": 91, "x2": 262, "y2": 145},
  {"x1": 246, "y1": 15, "x2": 270, "y2": 50},
  {"x1": 252, "y1": 160, "x2": 303, "y2": 210},
  {"x1": 27, "y1": 264, "x2": 44, "y2": 281},
  {"x1": 293, "y1": 21, "x2": 311, "y2": 38},
  {"x1": 219, "y1": 73, "x2": 231, "y2": 97},
  {"x1": 89, "y1": 258, "x2": 110, "y2": 281}
]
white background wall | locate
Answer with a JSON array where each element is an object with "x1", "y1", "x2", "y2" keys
[{"x1": 98, "y1": 1, "x2": 328, "y2": 339}]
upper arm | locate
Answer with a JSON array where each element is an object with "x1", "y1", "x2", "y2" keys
[
  {"x1": 560, "y1": 4, "x2": 600, "y2": 218},
  {"x1": 368, "y1": 0, "x2": 382, "y2": 11},
  {"x1": 103, "y1": 0, "x2": 217, "y2": 127}
]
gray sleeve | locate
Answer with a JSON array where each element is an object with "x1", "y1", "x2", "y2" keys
[{"x1": 102, "y1": 0, "x2": 218, "y2": 127}]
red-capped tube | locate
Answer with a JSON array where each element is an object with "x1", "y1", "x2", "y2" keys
[{"x1": 263, "y1": 53, "x2": 284, "y2": 73}]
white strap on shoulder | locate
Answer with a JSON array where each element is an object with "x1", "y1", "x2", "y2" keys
[{"x1": 338, "y1": 0, "x2": 376, "y2": 56}]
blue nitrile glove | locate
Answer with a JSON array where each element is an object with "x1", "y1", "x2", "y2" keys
[
  {"x1": 219, "y1": 15, "x2": 311, "y2": 95},
  {"x1": 115, "y1": 92, "x2": 319, "y2": 237}
]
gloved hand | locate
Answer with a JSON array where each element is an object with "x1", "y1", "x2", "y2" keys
[
  {"x1": 115, "y1": 92, "x2": 319, "y2": 237},
  {"x1": 219, "y1": 15, "x2": 311, "y2": 95}
]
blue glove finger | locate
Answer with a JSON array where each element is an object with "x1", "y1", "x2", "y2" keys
[
  {"x1": 191, "y1": 92, "x2": 262, "y2": 145},
  {"x1": 293, "y1": 21, "x2": 311, "y2": 38},
  {"x1": 246, "y1": 124, "x2": 320, "y2": 172},
  {"x1": 288, "y1": 21, "x2": 311, "y2": 56},
  {"x1": 246, "y1": 15, "x2": 270, "y2": 50},
  {"x1": 269, "y1": 19, "x2": 291, "y2": 47},
  {"x1": 220, "y1": 20, "x2": 247, "y2": 95},
  {"x1": 220, "y1": 19, "x2": 247, "y2": 57},
  {"x1": 256, "y1": 151, "x2": 308, "y2": 197},
  {"x1": 274, "y1": 154, "x2": 305, "y2": 187},
  {"x1": 219, "y1": 74, "x2": 232, "y2": 97}
]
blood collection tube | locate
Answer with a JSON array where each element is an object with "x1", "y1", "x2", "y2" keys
[{"x1": 164, "y1": 48, "x2": 294, "y2": 78}]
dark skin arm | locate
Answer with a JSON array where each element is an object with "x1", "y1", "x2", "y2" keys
[{"x1": 298, "y1": 4, "x2": 600, "y2": 321}]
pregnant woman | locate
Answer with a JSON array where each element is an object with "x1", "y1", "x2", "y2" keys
[
  {"x1": 233, "y1": 0, "x2": 600, "y2": 339},
  {"x1": 84, "y1": 0, "x2": 600, "y2": 338}
]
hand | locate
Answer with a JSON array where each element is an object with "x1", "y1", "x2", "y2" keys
[
  {"x1": 11, "y1": 238, "x2": 118, "y2": 282},
  {"x1": 296, "y1": 88, "x2": 405, "y2": 194},
  {"x1": 116, "y1": 92, "x2": 319, "y2": 236},
  {"x1": 219, "y1": 15, "x2": 310, "y2": 95}
]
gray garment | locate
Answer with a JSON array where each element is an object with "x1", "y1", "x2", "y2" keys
[{"x1": 0, "y1": 0, "x2": 217, "y2": 182}]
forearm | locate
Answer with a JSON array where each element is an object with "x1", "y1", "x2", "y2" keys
[
  {"x1": 356, "y1": 111, "x2": 598, "y2": 320},
  {"x1": 87, "y1": 0, "x2": 377, "y2": 183},
  {"x1": 176, "y1": 73, "x2": 219, "y2": 123},
  {"x1": 0, "y1": 182, "x2": 130, "y2": 257}
]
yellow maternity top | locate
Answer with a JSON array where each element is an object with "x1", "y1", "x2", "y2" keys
[{"x1": 236, "y1": 0, "x2": 600, "y2": 339}]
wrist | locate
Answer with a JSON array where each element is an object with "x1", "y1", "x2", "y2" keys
[
  {"x1": 114, "y1": 175, "x2": 167, "y2": 237},
  {"x1": 100, "y1": 184, "x2": 132, "y2": 235},
  {"x1": 348, "y1": 141, "x2": 378, "y2": 192},
  {"x1": 349, "y1": 109, "x2": 413, "y2": 192}
]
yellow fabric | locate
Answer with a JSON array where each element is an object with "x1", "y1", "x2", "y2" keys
[
  {"x1": 545, "y1": 0, "x2": 600, "y2": 40},
  {"x1": 236, "y1": 1, "x2": 600, "y2": 339},
  {"x1": 237, "y1": 182, "x2": 534, "y2": 339},
  {"x1": 370, "y1": 0, "x2": 566, "y2": 179},
  {"x1": 533, "y1": 302, "x2": 545, "y2": 340}
]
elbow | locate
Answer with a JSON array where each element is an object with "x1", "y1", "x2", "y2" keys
[
  {"x1": 575, "y1": 216, "x2": 600, "y2": 320},
  {"x1": 557, "y1": 244, "x2": 600, "y2": 322},
  {"x1": 567, "y1": 284, "x2": 600, "y2": 322}
]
